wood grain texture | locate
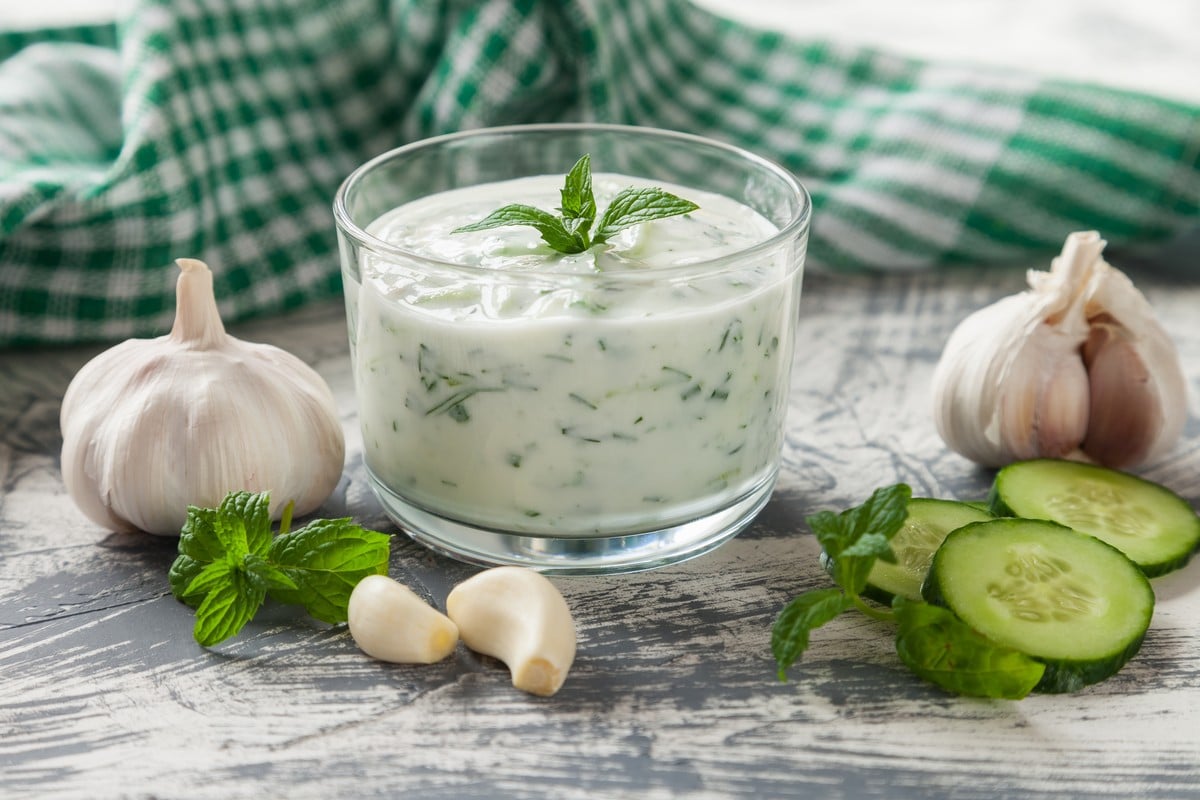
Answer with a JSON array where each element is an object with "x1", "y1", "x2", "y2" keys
[{"x1": 2, "y1": 267, "x2": 1199, "y2": 799}]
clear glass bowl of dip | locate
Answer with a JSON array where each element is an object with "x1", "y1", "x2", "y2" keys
[{"x1": 334, "y1": 124, "x2": 810, "y2": 574}]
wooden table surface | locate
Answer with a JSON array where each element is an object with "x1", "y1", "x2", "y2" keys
[{"x1": 3, "y1": 263, "x2": 1199, "y2": 799}]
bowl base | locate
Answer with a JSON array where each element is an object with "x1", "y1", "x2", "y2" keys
[{"x1": 368, "y1": 471, "x2": 777, "y2": 575}]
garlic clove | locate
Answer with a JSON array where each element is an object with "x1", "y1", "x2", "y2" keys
[
  {"x1": 931, "y1": 293, "x2": 1090, "y2": 467},
  {"x1": 1080, "y1": 261, "x2": 1189, "y2": 467},
  {"x1": 60, "y1": 259, "x2": 345, "y2": 535},
  {"x1": 995, "y1": 322, "x2": 1092, "y2": 463},
  {"x1": 446, "y1": 567, "x2": 576, "y2": 697},
  {"x1": 932, "y1": 231, "x2": 1187, "y2": 470},
  {"x1": 348, "y1": 575, "x2": 459, "y2": 664}
]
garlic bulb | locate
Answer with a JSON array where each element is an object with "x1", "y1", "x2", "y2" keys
[
  {"x1": 60, "y1": 258, "x2": 345, "y2": 535},
  {"x1": 931, "y1": 231, "x2": 1187, "y2": 469}
]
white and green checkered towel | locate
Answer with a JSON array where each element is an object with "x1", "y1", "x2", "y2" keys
[{"x1": 1, "y1": 0, "x2": 1196, "y2": 345}]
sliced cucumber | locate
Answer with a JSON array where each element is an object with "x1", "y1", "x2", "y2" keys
[
  {"x1": 863, "y1": 499, "x2": 992, "y2": 603},
  {"x1": 924, "y1": 518, "x2": 1154, "y2": 693},
  {"x1": 989, "y1": 458, "x2": 1200, "y2": 577}
]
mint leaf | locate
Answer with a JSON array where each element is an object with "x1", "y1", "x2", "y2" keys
[
  {"x1": 840, "y1": 531, "x2": 896, "y2": 562},
  {"x1": 224, "y1": 491, "x2": 273, "y2": 557},
  {"x1": 192, "y1": 566, "x2": 266, "y2": 647},
  {"x1": 176, "y1": 505, "x2": 226, "y2": 564},
  {"x1": 169, "y1": 491, "x2": 391, "y2": 645},
  {"x1": 772, "y1": 588, "x2": 853, "y2": 681},
  {"x1": 168, "y1": 554, "x2": 207, "y2": 607},
  {"x1": 893, "y1": 598, "x2": 1045, "y2": 699},
  {"x1": 171, "y1": 492, "x2": 274, "y2": 609},
  {"x1": 267, "y1": 518, "x2": 391, "y2": 624},
  {"x1": 452, "y1": 154, "x2": 699, "y2": 255},
  {"x1": 183, "y1": 559, "x2": 236, "y2": 598},
  {"x1": 452, "y1": 204, "x2": 585, "y2": 254},
  {"x1": 592, "y1": 187, "x2": 699, "y2": 244},
  {"x1": 810, "y1": 484, "x2": 910, "y2": 595},
  {"x1": 811, "y1": 484, "x2": 910, "y2": 558},
  {"x1": 559, "y1": 154, "x2": 596, "y2": 229},
  {"x1": 841, "y1": 483, "x2": 910, "y2": 554},
  {"x1": 181, "y1": 557, "x2": 270, "y2": 647},
  {"x1": 207, "y1": 490, "x2": 268, "y2": 560},
  {"x1": 242, "y1": 553, "x2": 299, "y2": 594}
]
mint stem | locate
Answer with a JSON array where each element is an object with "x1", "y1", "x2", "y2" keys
[
  {"x1": 279, "y1": 500, "x2": 294, "y2": 536},
  {"x1": 851, "y1": 593, "x2": 894, "y2": 622}
]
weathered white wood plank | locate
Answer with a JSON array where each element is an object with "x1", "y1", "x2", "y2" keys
[{"x1": 2, "y1": 268, "x2": 1199, "y2": 799}]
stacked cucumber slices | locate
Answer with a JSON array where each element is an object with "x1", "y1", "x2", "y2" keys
[
  {"x1": 802, "y1": 459, "x2": 1199, "y2": 696},
  {"x1": 924, "y1": 518, "x2": 1154, "y2": 693}
]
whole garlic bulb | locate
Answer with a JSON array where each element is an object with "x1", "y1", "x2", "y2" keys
[
  {"x1": 931, "y1": 231, "x2": 1187, "y2": 469},
  {"x1": 60, "y1": 258, "x2": 345, "y2": 535}
]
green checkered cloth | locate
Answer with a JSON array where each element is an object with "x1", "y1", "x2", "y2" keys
[{"x1": 1, "y1": 1, "x2": 1196, "y2": 345}]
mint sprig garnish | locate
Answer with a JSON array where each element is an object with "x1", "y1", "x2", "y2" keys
[
  {"x1": 168, "y1": 491, "x2": 390, "y2": 646},
  {"x1": 452, "y1": 154, "x2": 699, "y2": 254},
  {"x1": 771, "y1": 484, "x2": 1044, "y2": 699}
]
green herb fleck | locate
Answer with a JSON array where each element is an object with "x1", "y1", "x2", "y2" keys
[
  {"x1": 570, "y1": 299, "x2": 609, "y2": 314},
  {"x1": 452, "y1": 154, "x2": 699, "y2": 255},
  {"x1": 718, "y1": 320, "x2": 743, "y2": 352},
  {"x1": 569, "y1": 392, "x2": 598, "y2": 410},
  {"x1": 169, "y1": 491, "x2": 390, "y2": 646}
]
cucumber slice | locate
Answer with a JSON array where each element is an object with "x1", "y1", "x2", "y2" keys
[
  {"x1": 924, "y1": 518, "x2": 1154, "y2": 693},
  {"x1": 863, "y1": 499, "x2": 992, "y2": 603},
  {"x1": 989, "y1": 459, "x2": 1200, "y2": 577}
]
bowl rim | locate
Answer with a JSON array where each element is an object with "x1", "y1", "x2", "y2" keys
[{"x1": 332, "y1": 123, "x2": 811, "y2": 280}]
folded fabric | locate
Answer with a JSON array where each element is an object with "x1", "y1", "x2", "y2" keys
[{"x1": 0, "y1": 0, "x2": 1196, "y2": 345}]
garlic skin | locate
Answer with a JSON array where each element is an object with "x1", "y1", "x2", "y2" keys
[
  {"x1": 60, "y1": 258, "x2": 345, "y2": 535},
  {"x1": 932, "y1": 231, "x2": 1187, "y2": 469}
]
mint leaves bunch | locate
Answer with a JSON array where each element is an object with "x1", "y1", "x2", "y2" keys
[
  {"x1": 452, "y1": 154, "x2": 699, "y2": 255},
  {"x1": 168, "y1": 491, "x2": 390, "y2": 646},
  {"x1": 772, "y1": 484, "x2": 1045, "y2": 699}
]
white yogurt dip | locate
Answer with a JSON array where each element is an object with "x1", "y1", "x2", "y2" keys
[{"x1": 346, "y1": 173, "x2": 800, "y2": 536}]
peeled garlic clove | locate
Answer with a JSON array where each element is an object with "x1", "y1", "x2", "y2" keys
[
  {"x1": 348, "y1": 575, "x2": 459, "y2": 664},
  {"x1": 932, "y1": 231, "x2": 1186, "y2": 470},
  {"x1": 446, "y1": 567, "x2": 576, "y2": 697},
  {"x1": 60, "y1": 258, "x2": 345, "y2": 535}
]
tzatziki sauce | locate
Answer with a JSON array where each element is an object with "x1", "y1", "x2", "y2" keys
[{"x1": 346, "y1": 173, "x2": 800, "y2": 536}]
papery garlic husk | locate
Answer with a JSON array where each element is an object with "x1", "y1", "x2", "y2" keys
[
  {"x1": 60, "y1": 258, "x2": 345, "y2": 535},
  {"x1": 931, "y1": 231, "x2": 1187, "y2": 469}
]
